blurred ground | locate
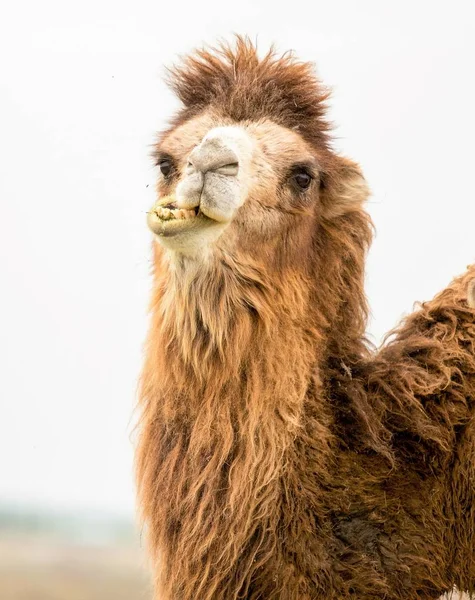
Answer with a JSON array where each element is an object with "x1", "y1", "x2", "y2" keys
[
  {"x1": 0, "y1": 534, "x2": 151, "y2": 600},
  {"x1": 0, "y1": 508, "x2": 151, "y2": 600}
]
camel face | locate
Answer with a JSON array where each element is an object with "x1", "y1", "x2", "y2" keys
[
  {"x1": 148, "y1": 111, "x2": 322, "y2": 256},
  {"x1": 145, "y1": 39, "x2": 372, "y2": 260}
]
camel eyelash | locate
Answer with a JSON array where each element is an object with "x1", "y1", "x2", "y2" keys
[
  {"x1": 153, "y1": 150, "x2": 173, "y2": 167},
  {"x1": 287, "y1": 164, "x2": 318, "y2": 191}
]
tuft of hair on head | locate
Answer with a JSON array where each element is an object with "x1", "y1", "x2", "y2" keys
[
  {"x1": 166, "y1": 35, "x2": 332, "y2": 150},
  {"x1": 468, "y1": 279, "x2": 475, "y2": 308}
]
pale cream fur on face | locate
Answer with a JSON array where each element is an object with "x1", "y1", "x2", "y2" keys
[
  {"x1": 468, "y1": 280, "x2": 475, "y2": 308},
  {"x1": 154, "y1": 113, "x2": 320, "y2": 255}
]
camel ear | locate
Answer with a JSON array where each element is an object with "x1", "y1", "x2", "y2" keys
[
  {"x1": 320, "y1": 157, "x2": 369, "y2": 219},
  {"x1": 468, "y1": 280, "x2": 475, "y2": 308}
]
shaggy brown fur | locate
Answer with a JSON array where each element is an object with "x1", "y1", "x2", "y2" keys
[{"x1": 136, "y1": 38, "x2": 475, "y2": 599}]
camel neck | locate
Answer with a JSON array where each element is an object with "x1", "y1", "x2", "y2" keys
[
  {"x1": 136, "y1": 249, "x2": 355, "y2": 599},
  {"x1": 147, "y1": 250, "x2": 325, "y2": 407}
]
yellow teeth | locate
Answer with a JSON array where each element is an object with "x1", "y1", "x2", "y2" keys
[
  {"x1": 147, "y1": 195, "x2": 212, "y2": 237},
  {"x1": 154, "y1": 206, "x2": 197, "y2": 221},
  {"x1": 150, "y1": 195, "x2": 198, "y2": 222}
]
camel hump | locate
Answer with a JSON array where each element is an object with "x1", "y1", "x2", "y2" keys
[{"x1": 468, "y1": 279, "x2": 475, "y2": 308}]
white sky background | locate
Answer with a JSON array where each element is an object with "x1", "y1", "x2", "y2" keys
[{"x1": 0, "y1": 1, "x2": 474, "y2": 517}]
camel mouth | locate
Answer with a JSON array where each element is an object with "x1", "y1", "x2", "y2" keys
[
  {"x1": 147, "y1": 196, "x2": 214, "y2": 237},
  {"x1": 152, "y1": 203, "x2": 200, "y2": 221}
]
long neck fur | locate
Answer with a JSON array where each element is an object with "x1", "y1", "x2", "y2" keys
[{"x1": 136, "y1": 210, "x2": 372, "y2": 599}]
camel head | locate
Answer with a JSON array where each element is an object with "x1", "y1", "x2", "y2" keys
[{"x1": 148, "y1": 38, "x2": 370, "y2": 270}]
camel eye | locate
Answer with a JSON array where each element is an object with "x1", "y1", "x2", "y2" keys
[
  {"x1": 293, "y1": 169, "x2": 312, "y2": 190},
  {"x1": 159, "y1": 159, "x2": 173, "y2": 178}
]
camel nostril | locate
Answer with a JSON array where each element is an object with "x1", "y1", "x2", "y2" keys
[
  {"x1": 214, "y1": 162, "x2": 239, "y2": 176},
  {"x1": 189, "y1": 134, "x2": 240, "y2": 175}
]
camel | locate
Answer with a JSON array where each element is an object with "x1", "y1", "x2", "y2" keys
[{"x1": 136, "y1": 38, "x2": 475, "y2": 600}]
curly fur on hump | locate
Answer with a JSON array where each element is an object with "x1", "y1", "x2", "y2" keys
[{"x1": 136, "y1": 38, "x2": 475, "y2": 600}]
